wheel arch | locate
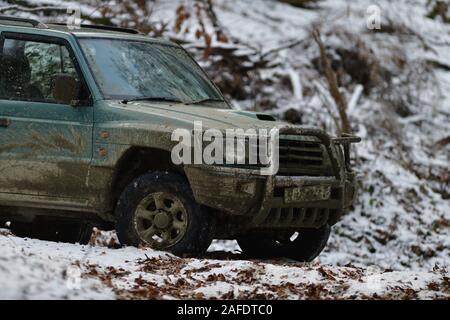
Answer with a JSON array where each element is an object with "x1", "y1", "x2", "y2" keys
[{"x1": 110, "y1": 146, "x2": 186, "y2": 208}]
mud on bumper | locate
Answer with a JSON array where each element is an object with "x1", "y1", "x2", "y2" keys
[
  {"x1": 186, "y1": 166, "x2": 357, "y2": 229},
  {"x1": 185, "y1": 127, "x2": 360, "y2": 230}
]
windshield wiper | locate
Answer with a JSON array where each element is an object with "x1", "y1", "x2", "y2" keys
[
  {"x1": 121, "y1": 97, "x2": 183, "y2": 104},
  {"x1": 188, "y1": 98, "x2": 225, "y2": 105}
]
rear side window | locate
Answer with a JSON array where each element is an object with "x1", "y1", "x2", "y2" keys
[{"x1": 0, "y1": 36, "x2": 90, "y2": 105}]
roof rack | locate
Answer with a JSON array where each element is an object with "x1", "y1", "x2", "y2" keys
[
  {"x1": 0, "y1": 16, "x2": 48, "y2": 29},
  {"x1": 49, "y1": 22, "x2": 140, "y2": 35}
]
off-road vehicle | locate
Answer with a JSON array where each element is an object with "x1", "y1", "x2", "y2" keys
[{"x1": 0, "y1": 16, "x2": 360, "y2": 261}]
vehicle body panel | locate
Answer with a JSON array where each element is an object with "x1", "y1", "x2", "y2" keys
[{"x1": 0, "y1": 27, "x2": 95, "y2": 211}]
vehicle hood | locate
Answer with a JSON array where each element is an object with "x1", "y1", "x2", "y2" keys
[{"x1": 105, "y1": 101, "x2": 284, "y2": 131}]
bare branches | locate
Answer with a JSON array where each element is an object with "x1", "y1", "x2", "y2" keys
[
  {"x1": 278, "y1": 0, "x2": 321, "y2": 9},
  {"x1": 260, "y1": 38, "x2": 305, "y2": 60},
  {"x1": 312, "y1": 29, "x2": 352, "y2": 134},
  {"x1": 435, "y1": 136, "x2": 450, "y2": 149},
  {"x1": 313, "y1": 80, "x2": 342, "y2": 132},
  {"x1": 0, "y1": 5, "x2": 67, "y2": 14},
  {"x1": 204, "y1": 0, "x2": 228, "y2": 43}
]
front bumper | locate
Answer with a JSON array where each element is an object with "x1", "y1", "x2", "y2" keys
[
  {"x1": 185, "y1": 165, "x2": 358, "y2": 229},
  {"x1": 185, "y1": 126, "x2": 360, "y2": 230}
]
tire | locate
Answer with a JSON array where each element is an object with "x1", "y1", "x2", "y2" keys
[
  {"x1": 10, "y1": 220, "x2": 92, "y2": 245},
  {"x1": 237, "y1": 225, "x2": 331, "y2": 262},
  {"x1": 115, "y1": 171, "x2": 215, "y2": 256}
]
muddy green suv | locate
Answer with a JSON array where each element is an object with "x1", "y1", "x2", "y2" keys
[{"x1": 0, "y1": 17, "x2": 359, "y2": 261}]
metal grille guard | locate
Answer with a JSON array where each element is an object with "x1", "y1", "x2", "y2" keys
[
  {"x1": 332, "y1": 134, "x2": 362, "y2": 172},
  {"x1": 279, "y1": 127, "x2": 358, "y2": 180},
  {"x1": 252, "y1": 127, "x2": 361, "y2": 225}
]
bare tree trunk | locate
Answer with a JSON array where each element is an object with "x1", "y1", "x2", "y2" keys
[{"x1": 313, "y1": 29, "x2": 352, "y2": 134}]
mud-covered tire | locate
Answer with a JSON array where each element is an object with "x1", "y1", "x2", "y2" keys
[
  {"x1": 10, "y1": 221, "x2": 92, "y2": 244},
  {"x1": 237, "y1": 225, "x2": 331, "y2": 262},
  {"x1": 115, "y1": 171, "x2": 215, "y2": 256}
]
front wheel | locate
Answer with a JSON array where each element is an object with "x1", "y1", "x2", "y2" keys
[
  {"x1": 115, "y1": 171, "x2": 215, "y2": 256},
  {"x1": 237, "y1": 225, "x2": 331, "y2": 262}
]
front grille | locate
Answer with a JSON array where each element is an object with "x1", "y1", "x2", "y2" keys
[{"x1": 278, "y1": 138, "x2": 332, "y2": 176}]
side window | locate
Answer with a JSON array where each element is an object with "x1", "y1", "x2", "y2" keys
[{"x1": 0, "y1": 36, "x2": 90, "y2": 105}]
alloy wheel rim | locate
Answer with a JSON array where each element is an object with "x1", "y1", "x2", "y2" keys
[{"x1": 134, "y1": 192, "x2": 188, "y2": 249}]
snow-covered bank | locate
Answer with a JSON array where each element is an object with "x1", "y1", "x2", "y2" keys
[{"x1": 1, "y1": 230, "x2": 449, "y2": 300}]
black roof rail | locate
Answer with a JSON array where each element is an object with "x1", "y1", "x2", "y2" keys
[
  {"x1": 49, "y1": 22, "x2": 140, "y2": 35},
  {"x1": 0, "y1": 16, "x2": 48, "y2": 29}
]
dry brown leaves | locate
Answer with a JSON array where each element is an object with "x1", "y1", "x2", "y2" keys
[
  {"x1": 81, "y1": 258, "x2": 450, "y2": 300},
  {"x1": 88, "y1": 228, "x2": 120, "y2": 249}
]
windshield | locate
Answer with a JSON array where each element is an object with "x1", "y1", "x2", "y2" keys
[{"x1": 79, "y1": 38, "x2": 224, "y2": 103}]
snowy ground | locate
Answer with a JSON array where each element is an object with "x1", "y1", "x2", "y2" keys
[{"x1": 1, "y1": 229, "x2": 449, "y2": 300}]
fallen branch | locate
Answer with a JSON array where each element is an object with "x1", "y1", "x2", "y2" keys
[
  {"x1": 348, "y1": 84, "x2": 364, "y2": 114},
  {"x1": 287, "y1": 69, "x2": 303, "y2": 100}
]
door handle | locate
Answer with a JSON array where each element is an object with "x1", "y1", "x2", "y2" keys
[{"x1": 0, "y1": 118, "x2": 11, "y2": 127}]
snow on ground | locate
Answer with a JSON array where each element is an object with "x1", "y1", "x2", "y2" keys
[
  {"x1": 0, "y1": 229, "x2": 113, "y2": 299},
  {"x1": 1, "y1": 229, "x2": 449, "y2": 300}
]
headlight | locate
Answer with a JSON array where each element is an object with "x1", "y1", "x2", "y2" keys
[
  {"x1": 224, "y1": 138, "x2": 247, "y2": 164},
  {"x1": 201, "y1": 134, "x2": 271, "y2": 168}
]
